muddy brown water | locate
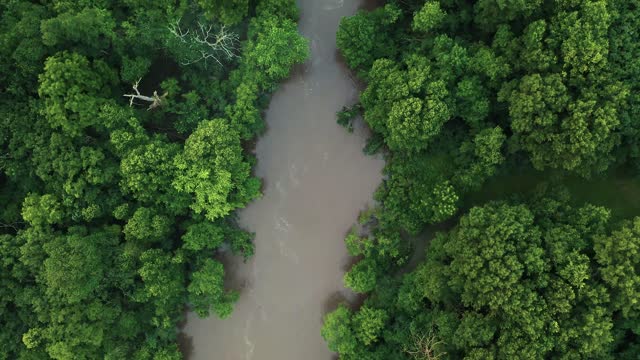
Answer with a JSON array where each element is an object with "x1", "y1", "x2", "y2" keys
[{"x1": 181, "y1": 1, "x2": 384, "y2": 359}]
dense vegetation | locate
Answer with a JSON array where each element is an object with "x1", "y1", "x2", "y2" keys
[
  {"x1": 325, "y1": 188, "x2": 640, "y2": 358},
  {"x1": 324, "y1": 0, "x2": 640, "y2": 358},
  {"x1": 0, "y1": 0, "x2": 307, "y2": 358}
]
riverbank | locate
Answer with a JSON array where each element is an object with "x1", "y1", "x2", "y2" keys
[{"x1": 181, "y1": 1, "x2": 384, "y2": 359}]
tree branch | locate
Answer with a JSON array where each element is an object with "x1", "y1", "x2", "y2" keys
[
  {"x1": 402, "y1": 331, "x2": 446, "y2": 360},
  {"x1": 123, "y1": 78, "x2": 167, "y2": 110},
  {"x1": 168, "y1": 18, "x2": 240, "y2": 66}
]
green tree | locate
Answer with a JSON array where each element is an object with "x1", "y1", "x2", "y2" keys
[
  {"x1": 123, "y1": 207, "x2": 173, "y2": 244},
  {"x1": 344, "y1": 259, "x2": 378, "y2": 293},
  {"x1": 595, "y1": 217, "x2": 640, "y2": 318},
  {"x1": 322, "y1": 304, "x2": 358, "y2": 356},
  {"x1": 38, "y1": 51, "x2": 116, "y2": 136},
  {"x1": 187, "y1": 258, "x2": 238, "y2": 318},
  {"x1": 136, "y1": 249, "x2": 185, "y2": 330},
  {"x1": 119, "y1": 138, "x2": 189, "y2": 214},
  {"x1": 0, "y1": 1, "x2": 48, "y2": 95},
  {"x1": 336, "y1": 5, "x2": 400, "y2": 73},
  {"x1": 21, "y1": 193, "x2": 64, "y2": 226},
  {"x1": 353, "y1": 306, "x2": 388, "y2": 345},
  {"x1": 412, "y1": 1, "x2": 446, "y2": 33},
  {"x1": 329, "y1": 0, "x2": 640, "y2": 358},
  {"x1": 198, "y1": 0, "x2": 248, "y2": 25},
  {"x1": 326, "y1": 195, "x2": 625, "y2": 358},
  {"x1": 246, "y1": 16, "x2": 308, "y2": 83},
  {"x1": 173, "y1": 119, "x2": 261, "y2": 220},
  {"x1": 41, "y1": 8, "x2": 116, "y2": 56},
  {"x1": 181, "y1": 221, "x2": 225, "y2": 252},
  {"x1": 42, "y1": 226, "x2": 118, "y2": 304},
  {"x1": 0, "y1": 0, "x2": 307, "y2": 357}
]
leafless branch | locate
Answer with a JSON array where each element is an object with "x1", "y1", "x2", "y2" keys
[
  {"x1": 123, "y1": 78, "x2": 167, "y2": 110},
  {"x1": 168, "y1": 18, "x2": 240, "y2": 66},
  {"x1": 403, "y1": 331, "x2": 447, "y2": 360},
  {"x1": 0, "y1": 221, "x2": 26, "y2": 231},
  {"x1": 168, "y1": 19, "x2": 189, "y2": 42}
]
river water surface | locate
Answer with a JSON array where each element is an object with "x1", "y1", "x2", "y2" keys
[{"x1": 182, "y1": 0, "x2": 384, "y2": 359}]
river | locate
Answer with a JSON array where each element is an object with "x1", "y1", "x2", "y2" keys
[{"x1": 181, "y1": 0, "x2": 384, "y2": 359}]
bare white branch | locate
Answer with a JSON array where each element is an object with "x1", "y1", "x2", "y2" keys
[
  {"x1": 123, "y1": 78, "x2": 167, "y2": 110},
  {"x1": 168, "y1": 19, "x2": 189, "y2": 42},
  {"x1": 167, "y1": 18, "x2": 240, "y2": 66},
  {"x1": 402, "y1": 331, "x2": 446, "y2": 360}
]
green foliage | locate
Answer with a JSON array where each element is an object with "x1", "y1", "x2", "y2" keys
[
  {"x1": 21, "y1": 194, "x2": 64, "y2": 226},
  {"x1": 453, "y1": 126, "x2": 506, "y2": 192},
  {"x1": 198, "y1": 0, "x2": 249, "y2": 25},
  {"x1": 123, "y1": 207, "x2": 172, "y2": 243},
  {"x1": 336, "y1": 5, "x2": 400, "y2": 72},
  {"x1": 38, "y1": 51, "x2": 115, "y2": 136},
  {"x1": 44, "y1": 226, "x2": 118, "y2": 304},
  {"x1": 181, "y1": 221, "x2": 225, "y2": 252},
  {"x1": 119, "y1": 138, "x2": 189, "y2": 214},
  {"x1": 344, "y1": 227, "x2": 367, "y2": 256},
  {"x1": 0, "y1": 0, "x2": 306, "y2": 357},
  {"x1": 501, "y1": 72, "x2": 626, "y2": 174},
  {"x1": 173, "y1": 119, "x2": 260, "y2": 220},
  {"x1": 321, "y1": 304, "x2": 358, "y2": 355},
  {"x1": 136, "y1": 249, "x2": 185, "y2": 328},
  {"x1": 353, "y1": 306, "x2": 388, "y2": 345},
  {"x1": 187, "y1": 258, "x2": 238, "y2": 318},
  {"x1": 327, "y1": 195, "x2": 640, "y2": 358},
  {"x1": 256, "y1": 0, "x2": 299, "y2": 20},
  {"x1": 335, "y1": 0, "x2": 640, "y2": 246},
  {"x1": 247, "y1": 16, "x2": 309, "y2": 82},
  {"x1": 595, "y1": 217, "x2": 640, "y2": 318},
  {"x1": 446, "y1": 203, "x2": 545, "y2": 310},
  {"x1": 41, "y1": 8, "x2": 116, "y2": 55},
  {"x1": 0, "y1": 2, "x2": 48, "y2": 95},
  {"x1": 412, "y1": 1, "x2": 446, "y2": 33},
  {"x1": 120, "y1": 56, "x2": 152, "y2": 83},
  {"x1": 344, "y1": 259, "x2": 378, "y2": 293},
  {"x1": 328, "y1": 0, "x2": 640, "y2": 359},
  {"x1": 337, "y1": 104, "x2": 361, "y2": 133}
]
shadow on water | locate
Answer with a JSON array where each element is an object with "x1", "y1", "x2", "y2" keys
[
  {"x1": 334, "y1": 48, "x2": 370, "y2": 99},
  {"x1": 179, "y1": 251, "x2": 251, "y2": 360},
  {"x1": 322, "y1": 291, "x2": 350, "y2": 316},
  {"x1": 177, "y1": 313, "x2": 194, "y2": 359},
  {"x1": 177, "y1": 330, "x2": 194, "y2": 359},
  {"x1": 215, "y1": 250, "x2": 251, "y2": 294},
  {"x1": 241, "y1": 60, "x2": 309, "y2": 154},
  {"x1": 322, "y1": 290, "x2": 366, "y2": 318},
  {"x1": 341, "y1": 254, "x2": 361, "y2": 273},
  {"x1": 400, "y1": 218, "x2": 458, "y2": 275},
  {"x1": 289, "y1": 58, "x2": 311, "y2": 79},
  {"x1": 359, "y1": 0, "x2": 383, "y2": 11}
]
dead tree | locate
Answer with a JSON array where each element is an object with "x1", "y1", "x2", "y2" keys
[
  {"x1": 403, "y1": 331, "x2": 446, "y2": 360},
  {"x1": 168, "y1": 18, "x2": 240, "y2": 66},
  {"x1": 123, "y1": 78, "x2": 167, "y2": 110}
]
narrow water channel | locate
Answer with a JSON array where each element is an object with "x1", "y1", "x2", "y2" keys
[{"x1": 182, "y1": 1, "x2": 384, "y2": 359}]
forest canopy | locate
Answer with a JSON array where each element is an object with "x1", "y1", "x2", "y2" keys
[
  {"x1": 325, "y1": 0, "x2": 640, "y2": 359},
  {"x1": 324, "y1": 189, "x2": 640, "y2": 359},
  {"x1": 0, "y1": 0, "x2": 307, "y2": 359}
]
